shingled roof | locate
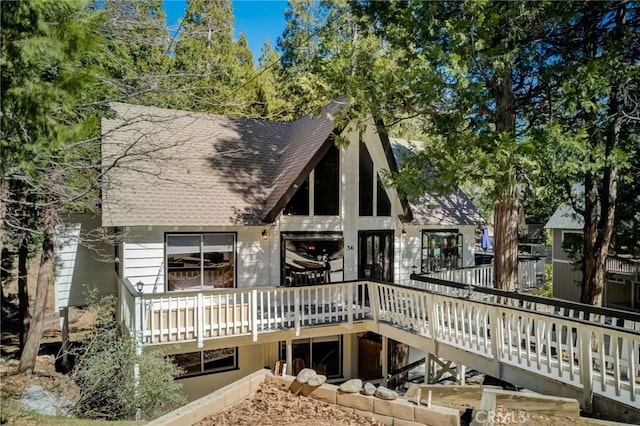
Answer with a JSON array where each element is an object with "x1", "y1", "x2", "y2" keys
[{"x1": 101, "y1": 102, "x2": 345, "y2": 227}]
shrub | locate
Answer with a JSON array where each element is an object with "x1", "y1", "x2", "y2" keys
[{"x1": 71, "y1": 296, "x2": 185, "y2": 420}]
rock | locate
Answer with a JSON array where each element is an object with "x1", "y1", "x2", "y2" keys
[
  {"x1": 308, "y1": 374, "x2": 327, "y2": 387},
  {"x1": 339, "y1": 379, "x2": 362, "y2": 393},
  {"x1": 467, "y1": 373, "x2": 485, "y2": 385},
  {"x1": 296, "y1": 368, "x2": 317, "y2": 384},
  {"x1": 20, "y1": 385, "x2": 73, "y2": 416},
  {"x1": 374, "y1": 386, "x2": 398, "y2": 400},
  {"x1": 361, "y1": 382, "x2": 376, "y2": 396}
]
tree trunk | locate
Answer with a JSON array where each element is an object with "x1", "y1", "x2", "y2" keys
[
  {"x1": 491, "y1": 65, "x2": 519, "y2": 292},
  {"x1": 494, "y1": 184, "x2": 520, "y2": 291},
  {"x1": 18, "y1": 202, "x2": 56, "y2": 373},
  {"x1": 0, "y1": 178, "x2": 8, "y2": 306},
  {"x1": 18, "y1": 234, "x2": 31, "y2": 350},
  {"x1": 18, "y1": 181, "x2": 31, "y2": 350},
  {"x1": 580, "y1": 86, "x2": 620, "y2": 306}
]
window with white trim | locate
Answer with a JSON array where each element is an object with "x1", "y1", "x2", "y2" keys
[
  {"x1": 421, "y1": 230, "x2": 463, "y2": 272},
  {"x1": 170, "y1": 347, "x2": 237, "y2": 377},
  {"x1": 166, "y1": 233, "x2": 235, "y2": 292}
]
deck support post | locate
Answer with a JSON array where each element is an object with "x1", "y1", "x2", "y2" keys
[
  {"x1": 285, "y1": 338, "x2": 293, "y2": 376},
  {"x1": 59, "y1": 307, "x2": 70, "y2": 369}
]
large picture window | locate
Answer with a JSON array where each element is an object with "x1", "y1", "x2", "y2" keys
[
  {"x1": 166, "y1": 233, "x2": 235, "y2": 291},
  {"x1": 282, "y1": 233, "x2": 343, "y2": 286},
  {"x1": 279, "y1": 336, "x2": 342, "y2": 378},
  {"x1": 421, "y1": 230, "x2": 462, "y2": 272},
  {"x1": 170, "y1": 347, "x2": 237, "y2": 377}
]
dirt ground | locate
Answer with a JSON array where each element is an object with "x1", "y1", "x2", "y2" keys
[{"x1": 195, "y1": 381, "x2": 383, "y2": 426}]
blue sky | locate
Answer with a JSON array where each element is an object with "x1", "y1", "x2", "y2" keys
[{"x1": 163, "y1": 0, "x2": 288, "y2": 61}]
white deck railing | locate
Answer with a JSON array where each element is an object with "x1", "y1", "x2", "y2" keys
[
  {"x1": 120, "y1": 278, "x2": 640, "y2": 412},
  {"x1": 425, "y1": 260, "x2": 540, "y2": 290},
  {"x1": 122, "y1": 280, "x2": 370, "y2": 346},
  {"x1": 607, "y1": 256, "x2": 640, "y2": 279}
]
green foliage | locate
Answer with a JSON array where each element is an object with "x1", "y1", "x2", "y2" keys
[
  {"x1": 171, "y1": 0, "x2": 260, "y2": 115},
  {"x1": 98, "y1": 0, "x2": 173, "y2": 106},
  {"x1": 539, "y1": 263, "x2": 553, "y2": 298},
  {"x1": 72, "y1": 296, "x2": 185, "y2": 421},
  {"x1": 1, "y1": 0, "x2": 104, "y2": 180}
]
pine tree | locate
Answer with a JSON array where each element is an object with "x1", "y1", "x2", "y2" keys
[
  {"x1": 100, "y1": 0, "x2": 172, "y2": 105},
  {"x1": 172, "y1": 0, "x2": 258, "y2": 115},
  {"x1": 1, "y1": 0, "x2": 105, "y2": 372}
]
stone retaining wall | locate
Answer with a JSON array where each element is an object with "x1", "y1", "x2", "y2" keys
[{"x1": 148, "y1": 370, "x2": 460, "y2": 426}]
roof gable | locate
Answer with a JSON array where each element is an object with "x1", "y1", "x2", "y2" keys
[{"x1": 101, "y1": 101, "x2": 345, "y2": 227}]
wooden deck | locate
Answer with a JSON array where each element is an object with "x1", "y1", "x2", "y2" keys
[{"x1": 120, "y1": 271, "x2": 640, "y2": 419}]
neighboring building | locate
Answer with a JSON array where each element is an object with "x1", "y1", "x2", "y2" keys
[
  {"x1": 545, "y1": 201, "x2": 640, "y2": 310},
  {"x1": 54, "y1": 101, "x2": 484, "y2": 399}
]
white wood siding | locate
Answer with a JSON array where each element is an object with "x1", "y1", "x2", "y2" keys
[{"x1": 54, "y1": 214, "x2": 116, "y2": 310}]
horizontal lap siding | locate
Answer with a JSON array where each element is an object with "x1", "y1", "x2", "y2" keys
[
  {"x1": 122, "y1": 228, "x2": 272, "y2": 292},
  {"x1": 54, "y1": 223, "x2": 81, "y2": 310},
  {"x1": 236, "y1": 229, "x2": 270, "y2": 288},
  {"x1": 55, "y1": 216, "x2": 117, "y2": 309},
  {"x1": 123, "y1": 242, "x2": 164, "y2": 292}
]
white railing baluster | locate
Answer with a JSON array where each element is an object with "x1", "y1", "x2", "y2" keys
[{"x1": 251, "y1": 289, "x2": 258, "y2": 341}]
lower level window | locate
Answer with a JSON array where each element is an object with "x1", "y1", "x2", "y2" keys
[
  {"x1": 170, "y1": 347, "x2": 237, "y2": 377},
  {"x1": 279, "y1": 336, "x2": 342, "y2": 378}
]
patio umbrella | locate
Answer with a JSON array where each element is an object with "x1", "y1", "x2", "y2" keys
[{"x1": 481, "y1": 226, "x2": 491, "y2": 252}]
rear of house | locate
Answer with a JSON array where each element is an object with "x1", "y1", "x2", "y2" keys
[{"x1": 55, "y1": 101, "x2": 484, "y2": 400}]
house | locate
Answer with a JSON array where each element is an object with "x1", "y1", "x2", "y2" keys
[
  {"x1": 545, "y1": 198, "x2": 640, "y2": 310},
  {"x1": 54, "y1": 100, "x2": 484, "y2": 400}
]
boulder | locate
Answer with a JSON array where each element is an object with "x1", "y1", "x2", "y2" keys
[
  {"x1": 361, "y1": 382, "x2": 376, "y2": 396},
  {"x1": 374, "y1": 386, "x2": 398, "y2": 400},
  {"x1": 296, "y1": 368, "x2": 317, "y2": 384},
  {"x1": 20, "y1": 385, "x2": 73, "y2": 416},
  {"x1": 308, "y1": 374, "x2": 327, "y2": 387},
  {"x1": 339, "y1": 379, "x2": 363, "y2": 393}
]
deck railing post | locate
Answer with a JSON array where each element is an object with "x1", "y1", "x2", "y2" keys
[
  {"x1": 197, "y1": 292, "x2": 204, "y2": 348},
  {"x1": 294, "y1": 288, "x2": 301, "y2": 336},
  {"x1": 488, "y1": 305, "x2": 501, "y2": 370},
  {"x1": 251, "y1": 289, "x2": 258, "y2": 342},
  {"x1": 347, "y1": 283, "x2": 353, "y2": 329},
  {"x1": 426, "y1": 293, "x2": 436, "y2": 339},
  {"x1": 579, "y1": 326, "x2": 594, "y2": 413},
  {"x1": 134, "y1": 294, "x2": 141, "y2": 341},
  {"x1": 369, "y1": 282, "x2": 380, "y2": 323}
]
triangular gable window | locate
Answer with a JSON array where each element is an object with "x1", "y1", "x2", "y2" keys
[
  {"x1": 377, "y1": 175, "x2": 391, "y2": 216},
  {"x1": 284, "y1": 144, "x2": 339, "y2": 216},
  {"x1": 360, "y1": 142, "x2": 391, "y2": 217}
]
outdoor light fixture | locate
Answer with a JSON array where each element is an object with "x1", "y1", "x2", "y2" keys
[
  {"x1": 261, "y1": 229, "x2": 268, "y2": 240},
  {"x1": 401, "y1": 229, "x2": 407, "y2": 237},
  {"x1": 411, "y1": 265, "x2": 417, "y2": 275},
  {"x1": 136, "y1": 280, "x2": 144, "y2": 293}
]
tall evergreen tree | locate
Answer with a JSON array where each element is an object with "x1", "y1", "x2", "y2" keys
[
  {"x1": 99, "y1": 0, "x2": 172, "y2": 105},
  {"x1": 350, "y1": 1, "x2": 564, "y2": 290},
  {"x1": 172, "y1": 0, "x2": 258, "y2": 115},
  {"x1": 1, "y1": 0, "x2": 105, "y2": 372},
  {"x1": 531, "y1": 1, "x2": 640, "y2": 305}
]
